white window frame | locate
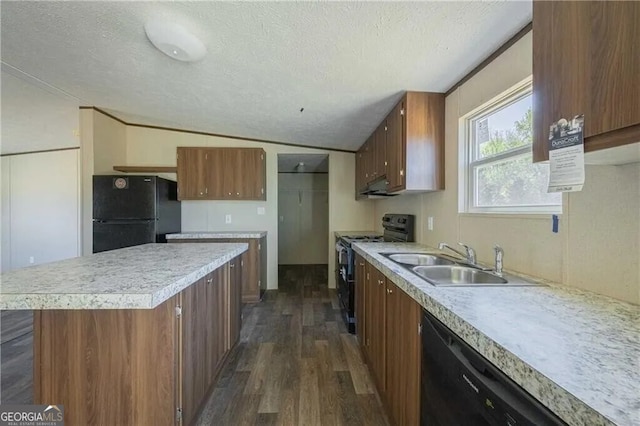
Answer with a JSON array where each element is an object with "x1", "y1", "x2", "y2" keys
[{"x1": 460, "y1": 79, "x2": 562, "y2": 214}]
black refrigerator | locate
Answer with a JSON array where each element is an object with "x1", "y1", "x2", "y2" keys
[{"x1": 93, "y1": 175, "x2": 181, "y2": 253}]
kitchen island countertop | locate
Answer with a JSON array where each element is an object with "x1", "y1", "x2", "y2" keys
[
  {"x1": 353, "y1": 242, "x2": 640, "y2": 426},
  {"x1": 0, "y1": 242, "x2": 248, "y2": 310},
  {"x1": 167, "y1": 231, "x2": 267, "y2": 239},
  {"x1": 334, "y1": 230, "x2": 380, "y2": 238}
]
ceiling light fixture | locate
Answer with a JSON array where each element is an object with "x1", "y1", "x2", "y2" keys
[{"x1": 144, "y1": 19, "x2": 206, "y2": 62}]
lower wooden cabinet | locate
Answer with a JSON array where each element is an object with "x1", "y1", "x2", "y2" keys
[
  {"x1": 356, "y1": 259, "x2": 421, "y2": 425},
  {"x1": 354, "y1": 254, "x2": 366, "y2": 347},
  {"x1": 33, "y1": 258, "x2": 243, "y2": 426},
  {"x1": 171, "y1": 237, "x2": 266, "y2": 303},
  {"x1": 228, "y1": 256, "x2": 243, "y2": 347},
  {"x1": 180, "y1": 258, "x2": 242, "y2": 426}
]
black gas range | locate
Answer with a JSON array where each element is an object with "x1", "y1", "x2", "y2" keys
[{"x1": 335, "y1": 214, "x2": 415, "y2": 333}]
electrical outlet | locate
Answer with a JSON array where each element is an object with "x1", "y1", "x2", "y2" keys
[
  {"x1": 257, "y1": 207, "x2": 266, "y2": 215},
  {"x1": 29, "y1": 256, "x2": 35, "y2": 264},
  {"x1": 427, "y1": 217, "x2": 434, "y2": 231},
  {"x1": 225, "y1": 214, "x2": 232, "y2": 224}
]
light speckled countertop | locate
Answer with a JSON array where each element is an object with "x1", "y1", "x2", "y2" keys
[
  {"x1": 0, "y1": 243, "x2": 247, "y2": 310},
  {"x1": 352, "y1": 242, "x2": 640, "y2": 426},
  {"x1": 334, "y1": 230, "x2": 380, "y2": 238},
  {"x1": 167, "y1": 231, "x2": 267, "y2": 239}
]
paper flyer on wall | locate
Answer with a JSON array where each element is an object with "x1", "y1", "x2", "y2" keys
[{"x1": 547, "y1": 115, "x2": 585, "y2": 193}]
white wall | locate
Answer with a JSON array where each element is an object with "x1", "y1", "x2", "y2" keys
[
  {"x1": 278, "y1": 173, "x2": 329, "y2": 264},
  {"x1": 564, "y1": 163, "x2": 640, "y2": 302},
  {"x1": 2, "y1": 151, "x2": 80, "y2": 270},
  {"x1": 1, "y1": 64, "x2": 79, "y2": 155},
  {"x1": 1, "y1": 67, "x2": 81, "y2": 271},
  {"x1": 375, "y1": 32, "x2": 640, "y2": 304},
  {"x1": 124, "y1": 124, "x2": 375, "y2": 289}
]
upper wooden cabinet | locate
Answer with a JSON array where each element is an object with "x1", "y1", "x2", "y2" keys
[
  {"x1": 355, "y1": 91, "x2": 445, "y2": 198},
  {"x1": 532, "y1": 1, "x2": 640, "y2": 162},
  {"x1": 177, "y1": 147, "x2": 266, "y2": 201},
  {"x1": 176, "y1": 147, "x2": 210, "y2": 199}
]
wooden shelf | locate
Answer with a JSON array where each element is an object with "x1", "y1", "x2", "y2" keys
[{"x1": 113, "y1": 165, "x2": 177, "y2": 173}]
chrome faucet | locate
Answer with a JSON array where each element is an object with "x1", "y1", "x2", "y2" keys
[
  {"x1": 438, "y1": 242, "x2": 477, "y2": 265},
  {"x1": 494, "y1": 245, "x2": 504, "y2": 276}
]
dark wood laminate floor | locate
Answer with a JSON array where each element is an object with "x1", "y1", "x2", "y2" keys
[
  {"x1": 196, "y1": 265, "x2": 389, "y2": 426},
  {"x1": 0, "y1": 266, "x2": 388, "y2": 425},
  {"x1": 0, "y1": 310, "x2": 33, "y2": 404}
]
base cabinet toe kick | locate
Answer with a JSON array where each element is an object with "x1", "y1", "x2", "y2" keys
[{"x1": 32, "y1": 257, "x2": 244, "y2": 426}]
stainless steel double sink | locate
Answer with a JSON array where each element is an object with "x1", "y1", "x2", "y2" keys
[{"x1": 382, "y1": 253, "x2": 543, "y2": 287}]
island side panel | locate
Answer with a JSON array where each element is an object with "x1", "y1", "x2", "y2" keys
[{"x1": 33, "y1": 296, "x2": 178, "y2": 426}]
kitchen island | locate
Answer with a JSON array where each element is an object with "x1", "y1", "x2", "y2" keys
[
  {"x1": 0, "y1": 243, "x2": 248, "y2": 426},
  {"x1": 168, "y1": 231, "x2": 267, "y2": 303},
  {"x1": 353, "y1": 242, "x2": 640, "y2": 426}
]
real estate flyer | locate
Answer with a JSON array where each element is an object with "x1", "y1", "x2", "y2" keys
[{"x1": 547, "y1": 115, "x2": 585, "y2": 192}]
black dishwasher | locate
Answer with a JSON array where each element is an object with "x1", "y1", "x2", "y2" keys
[{"x1": 421, "y1": 310, "x2": 567, "y2": 426}]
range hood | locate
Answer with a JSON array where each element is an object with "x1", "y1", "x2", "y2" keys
[{"x1": 359, "y1": 176, "x2": 398, "y2": 198}]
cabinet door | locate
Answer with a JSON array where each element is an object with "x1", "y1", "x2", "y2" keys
[
  {"x1": 362, "y1": 137, "x2": 373, "y2": 185},
  {"x1": 588, "y1": 1, "x2": 640, "y2": 137},
  {"x1": 363, "y1": 262, "x2": 374, "y2": 364},
  {"x1": 532, "y1": 0, "x2": 640, "y2": 161},
  {"x1": 386, "y1": 100, "x2": 405, "y2": 192},
  {"x1": 399, "y1": 286, "x2": 421, "y2": 426},
  {"x1": 206, "y1": 269, "x2": 227, "y2": 380},
  {"x1": 181, "y1": 276, "x2": 209, "y2": 426},
  {"x1": 236, "y1": 149, "x2": 265, "y2": 200},
  {"x1": 222, "y1": 149, "x2": 241, "y2": 199},
  {"x1": 355, "y1": 147, "x2": 366, "y2": 196},
  {"x1": 206, "y1": 148, "x2": 226, "y2": 199},
  {"x1": 385, "y1": 280, "x2": 402, "y2": 425},
  {"x1": 177, "y1": 147, "x2": 208, "y2": 200},
  {"x1": 228, "y1": 257, "x2": 243, "y2": 348},
  {"x1": 355, "y1": 254, "x2": 366, "y2": 346},
  {"x1": 222, "y1": 149, "x2": 266, "y2": 200},
  {"x1": 375, "y1": 121, "x2": 387, "y2": 180},
  {"x1": 241, "y1": 240, "x2": 260, "y2": 303},
  {"x1": 385, "y1": 280, "x2": 421, "y2": 426},
  {"x1": 371, "y1": 268, "x2": 386, "y2": 393}
]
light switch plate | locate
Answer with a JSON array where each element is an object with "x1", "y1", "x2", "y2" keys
[
  {"x1": 427, "y1": 217, "x2": 434, "y2": 231},
  {"x1": 257, "y1": 207, "x2": 266, "y2": 215},
  {"x1": 225, "y1": 214, "x2": 232, "y2": 224}
]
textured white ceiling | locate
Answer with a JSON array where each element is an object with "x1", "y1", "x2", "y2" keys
[
  {"x1": 278, "y1": 154, "x2": 329, "y2": 173},
  {"x1": 1, "y1": 1, "x2": 531, "y2": 151}
]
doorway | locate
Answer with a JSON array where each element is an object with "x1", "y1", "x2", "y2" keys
[{"x1": 277, "y1": 154, "x2": 329, "y2": 285}]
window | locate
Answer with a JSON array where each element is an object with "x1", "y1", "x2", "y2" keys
[{"x1": 462, "y1": 81, "x2": 562, "y2": 214}]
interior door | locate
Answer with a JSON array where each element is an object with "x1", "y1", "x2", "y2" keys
[
  {"x1": 277, "y1": 190, "x2": 301, "y2": 264},
  {"x1": 298, "y1": 190, "x2": 329, "y2": 264}
]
